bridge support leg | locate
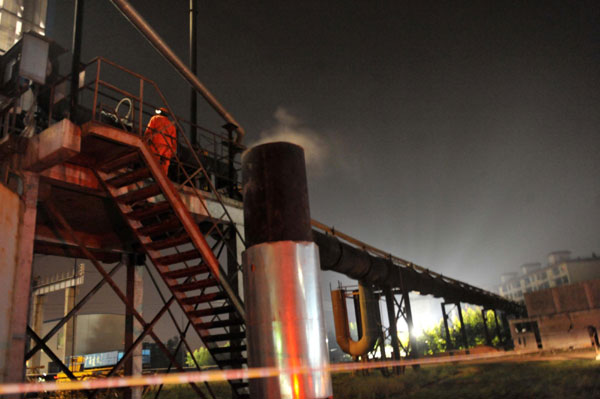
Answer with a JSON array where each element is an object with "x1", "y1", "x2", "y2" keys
[
  {"x1": 482, "y1": 308, "x2": 492, "y2": 346},
  {"x1": 456, "y1": 302, "x2": 469, "y2": 352},
  {"x1": 441, "y1": 303, "x2": 453, "y2": 351},
  {"x1": 402, "y1": 291, "x2": 419, "y2": 359},
  {"x1": 384, "y1": 290, "x2": 401, "y2": 362},
  {"x1": 124, "y1": 254, "x2": 144, "y2": 399},
  {"x1": 493, "y1": 310, "x2": 503, "y2": 345}
]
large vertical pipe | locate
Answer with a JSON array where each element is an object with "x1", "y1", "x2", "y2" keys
[
  {"x1": 441, "y1": 303, "x2": 452, "y2": 351},
  {"x1": 69, "y1": 0, "x2": 84, "y2": 119},
  {"x1": 189, "y1": 0, "x2": 197, "y2": 146},
  {"x1": 242, "y1": 142, "x2": 332, "y2": 399}
]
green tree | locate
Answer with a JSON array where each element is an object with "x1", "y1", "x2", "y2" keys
[
  {"x1": 415, "y1": 306, "x2": 501, "y2": 355},
  {"x1": 185, "y1": 347, "x2": 215, "y2": 368}
]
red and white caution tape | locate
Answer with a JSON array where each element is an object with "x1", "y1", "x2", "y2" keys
[{"x1": 0, "y1": 350, "x2": 535, "y2": 395}]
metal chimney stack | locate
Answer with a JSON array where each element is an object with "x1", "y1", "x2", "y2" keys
[{"x1": 242, "y1": 142, "x2": 332, "y2": 399}]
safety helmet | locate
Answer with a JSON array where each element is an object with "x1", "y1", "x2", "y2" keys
[{"x1": 155, "y1": 107, "x2": 169, "y2": 116}]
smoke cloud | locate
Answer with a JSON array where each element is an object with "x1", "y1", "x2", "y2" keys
[{"x1": 252, "y1": 107, "x2": 330, "y2": 173}]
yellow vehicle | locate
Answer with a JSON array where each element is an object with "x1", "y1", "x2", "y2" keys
[{"x1": 54, "y1": 356, "x2": 117, "y2": 382}]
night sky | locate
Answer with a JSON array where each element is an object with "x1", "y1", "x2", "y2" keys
[{"x1": 40, "y1": 1, "x2": 600, "y2": 332}]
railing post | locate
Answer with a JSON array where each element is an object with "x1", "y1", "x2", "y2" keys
[
  {"x1": 138, "y1": 79, "x2": 144, "y2": 136},
  {"x1": 92, "y1": 59, "x2": 101, "y2": 121}
]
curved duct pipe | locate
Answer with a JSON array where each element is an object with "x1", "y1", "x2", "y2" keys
[
  {"x1": 109, "y1": 0, "x2": 246, "y2": 144},
  {"x1": 331, "y1": 282, "x2": 379, "y2": 356}
]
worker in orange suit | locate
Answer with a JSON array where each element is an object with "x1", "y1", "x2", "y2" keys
[{"x1": 144, "y1": 107, "x2": 177, "y2": 174}]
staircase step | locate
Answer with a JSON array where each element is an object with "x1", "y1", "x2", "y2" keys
[
  {"x1": 163, "y1": 265, "x2": 209, "y2": 279},
  {"x1": 210, "y1": 345, "x2": 246, "y2": 355},
  {"x1": 173, "y1": 279, "x2": 218, "y2": 292},
  {"x1": 195, "y1": 318, "x2": 243, "y2": 330},
  {"x1": 189, "y1": 306, "x2": 234, "y2": 318},
  {"x1": 117, "y1": 184, "x2": 162, "y2": 205},
  {"x1": 216, "y1": 357, "x2": 248, "y2": 367},
  {"x1": 183, "y1": 291, "x2": 227, "y2": 305},
  {"x1": 126, "y1": 202, "x2": 172, "y2": 220},
  {"x1": 202, "y1": 332, "x2": 245, "y2": 343},
  {"x1": 106, "y1": 168, "x2": 152, "y2": 188},
  {"x1": 100, "y1": 151, "x2": 140, "y2": 172},
  {"x1": 146, "y1": 233, "x2": 191, "y2": 251},
  {"x1": 156, "y1": 249, "x2": 201, "y2": 265},
  {"x1": 137, "y1": 217, "x2": 180, "y2": 236}
]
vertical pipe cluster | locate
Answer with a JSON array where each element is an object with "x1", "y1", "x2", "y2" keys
[{"x1": 242, "y1": 142, "x2": 332, "y2": 399}]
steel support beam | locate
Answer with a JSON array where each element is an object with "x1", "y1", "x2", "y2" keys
[
  {"x1": 43, "y1": 200, "x2": 206, "y2": 397},
  {"x1": 189, "y1": 0, "x2": 197, "y2": 145},
  {"x1": 70, "y1": 0, "x2": 84, "y2": 118},
  {"x1": 26, "y1": 262, "x2": 123, "y2": 360},
  {"x1": 493, "y1": 309, "x2": 503, "y2": 345},
  {"x1": 481, "y1": 308, "x2": 492, "y2": 346},
  {"x1": 402, "y1": 291, "x2": 418, "y2": 358},
  {"x1": 30, "y1": 294, "x2": 45, "y2": 371},
  {"x1": 124, "y1": 254, "x2": 144, "y2": 399},
  {"x1": 4, "y1": 173, "x2": 39, "y2": 383},
  {"x1": 384, "y1": 289, "x2": 401, "y2": 361},
  {"x1": 456, "y1": 302, "x2": 469, "y2": 351},
  {"x1": 441, "y1": 303, "x2": 453, "y2": 350}
]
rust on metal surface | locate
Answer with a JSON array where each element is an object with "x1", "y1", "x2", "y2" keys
[{"x1": 23, "y1": 119, "x2": 81, "y2": 172}]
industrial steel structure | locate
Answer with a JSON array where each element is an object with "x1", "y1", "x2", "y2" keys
[{"x1": 0, "y1": 1, "x2": 525, "y2": 398}]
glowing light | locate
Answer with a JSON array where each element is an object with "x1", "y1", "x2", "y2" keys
[{"x1": 292, "y1": 374, "x2": 300, "y2": 398}]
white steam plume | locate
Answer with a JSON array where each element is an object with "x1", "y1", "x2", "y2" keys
[{"x1": 251, "y1": 107, "x2": 330, "y2": 173}]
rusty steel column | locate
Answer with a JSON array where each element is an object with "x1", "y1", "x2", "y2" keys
[
  {"x1": 481, "y1": 308, "x2": 492, "y2": 346},
  {"x1": 441, "y1": 303, "x2": 452, "y2": 351},
  {"x1": 242, "y1": 142, "x2": 332, "y2": 399},
  {"x1": 124, "y1": 254, "x2": 144, "y2": 399},
  {"x1": 4, "y1": 173, "x2": 39, "y2": 383}
]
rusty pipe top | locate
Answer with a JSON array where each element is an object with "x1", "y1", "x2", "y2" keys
[{"x1": 110, "y1": 0, "x2": 246, "y2": 144}]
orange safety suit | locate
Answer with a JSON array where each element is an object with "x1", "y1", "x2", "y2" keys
[{"x1": 144, "y1": 114, "x2": 177, "y2": 174}]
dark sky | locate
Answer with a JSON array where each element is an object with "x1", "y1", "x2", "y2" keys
[{"x1": 45, "y1": 0, "x2": 600, "y2": 293}]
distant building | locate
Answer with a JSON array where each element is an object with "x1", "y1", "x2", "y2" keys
[
  {"x1": 498, "y1": 251, "x2": 600, "y2": 302},
  {"x1": 0, "y1": 0, "x2": 47, "y2": 54},
  {"x1": 509, "y1": 278, "x2": 600, "y2": 351}
]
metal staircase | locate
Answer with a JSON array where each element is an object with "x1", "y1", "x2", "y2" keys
[{"x1": 87, "y1": 123, "x2": 249, "y2": 398}]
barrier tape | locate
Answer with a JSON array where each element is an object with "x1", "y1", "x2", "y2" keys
[{"x1": 0, "y1": 350, "x2": 534, "y2": 395}]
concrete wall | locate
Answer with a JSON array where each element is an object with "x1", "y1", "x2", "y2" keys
[
  {"x1": 518, "y1": 280, "x2": 600, "y2": 350},
  {"x1": 526, "y1": 279, "x2": 599, "y2": 317},
  {"x1": 536, "y1": 309, "x2": 600, "y2": 350},
  {"x1": 0, "y1": 183, "x2": 21, "y2": 382}
]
